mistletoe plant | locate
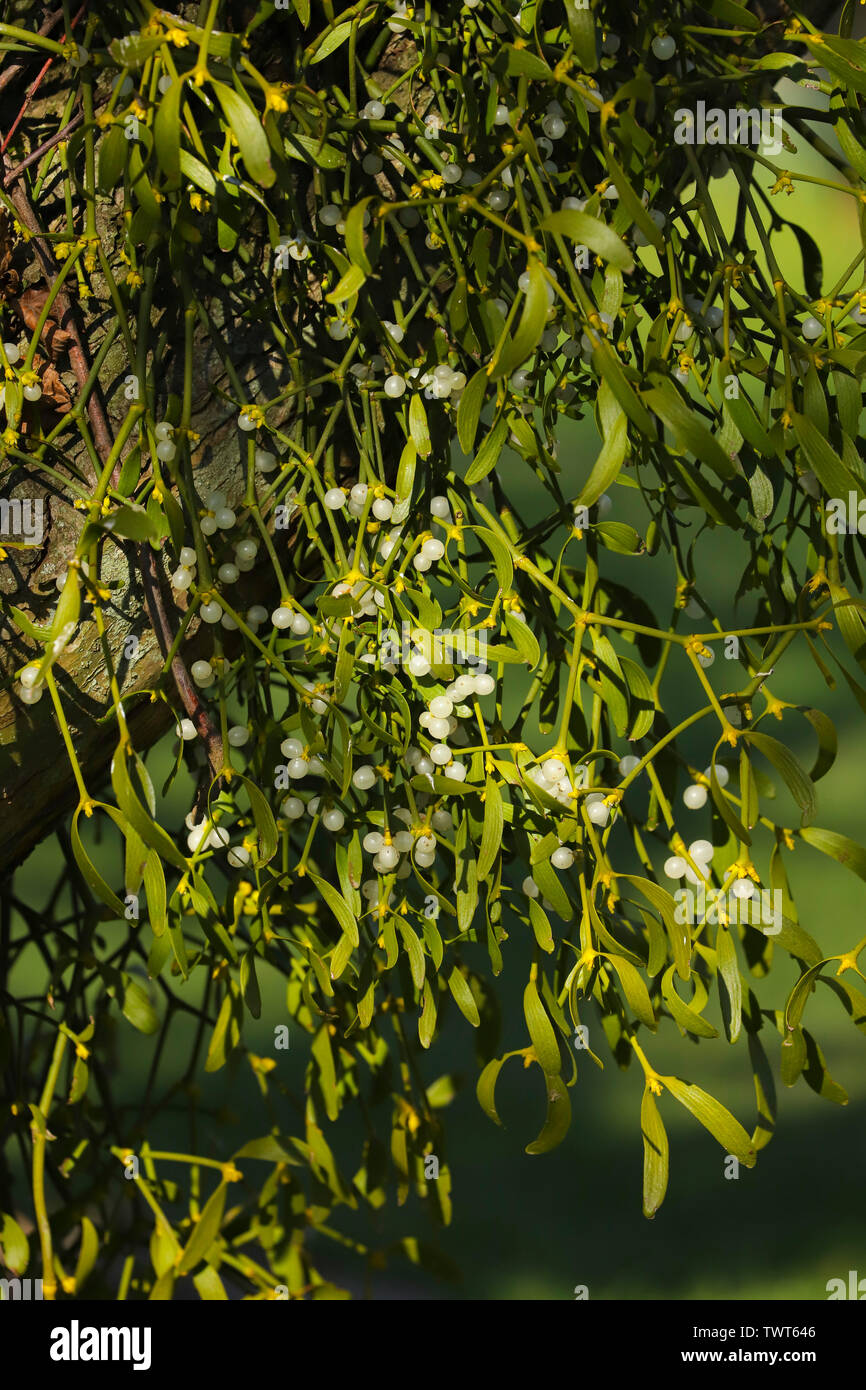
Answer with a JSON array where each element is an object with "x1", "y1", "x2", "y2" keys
[{"x1": 1, "y1": 0, "x2": 866, "y2": 1300}]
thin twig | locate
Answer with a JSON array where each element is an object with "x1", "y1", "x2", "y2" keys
[
  {"x1": 2, "y1": 111, "x2": 83, "y2": 184},
  {"x1": 137, "y1": 543, "x2": 225, "y2": 779},
  {"x1": 0, "y1": 7, "x2": 66, "y2": 97}
]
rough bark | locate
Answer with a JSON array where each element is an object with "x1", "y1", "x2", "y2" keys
[{"x1": 0, "y1": 335, "x2": 286, "y2": 872}]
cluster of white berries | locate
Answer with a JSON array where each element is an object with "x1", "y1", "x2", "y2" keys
[
  {"x1": 153, "y1": 420, "x2": 177, "y2": 462},
  {"x1": 663, "y1": 839, "x2": 714, "y2": 884},
  {"x1": 17, "y1": 661, "x2": 45, "y2": 705},
  {"x1": 662, "y1": 838, "x2": 756, "y2": 902},
  {"x1": 171, "y1": 546, "x2": 198, "y2": 593},
  {"x1": 0, "y1": 339, "x2": 42, "y2": 404},
  {"x1": 279, "y1": 736, "x2": 327, "y2": 783},
  {"x1": 375, "y1": 363, "x2": 468, "y2": 404},
  {"x1": 682, "y1": 763, "x2": 729, "y2": 811},
  {"x1": 359, "y1": 802, "x2": 452, "y2": 878},
  {"x1": 198, "y1": 489, "x2": 237, "y2": 538},
  {"x1": 272, "y1": 603, "x2": 312, "y2": 634},
  {"x1": 323, "y1": 482, "x2": 395, "y2": 522},
  {"x1": 518, "y1": 751, "x2": 649, "y2": 900}
]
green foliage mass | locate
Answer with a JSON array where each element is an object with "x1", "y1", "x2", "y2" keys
[{"x1": 1, "y1": 0, "x2": 866, "y2": 1300}]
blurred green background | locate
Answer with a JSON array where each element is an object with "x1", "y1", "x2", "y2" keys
[{"x1": 6, "y1": 92, "x2": 866, "y2": 1301}]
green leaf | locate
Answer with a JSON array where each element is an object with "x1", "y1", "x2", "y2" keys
[
  {"x1": 283, "y1": 131, "x2": 344, "y2": 169},
  {"x1": 477, "y1": 779, "x2": 503, "y2": 881},
  {"x1": 464, "y1": 414, "x2": 508, "y2": 485},
  {"x1": 528, "y1": 897, "x2": 555, "y2": 953},
  {"x1": 1, "y1": 1213, "x2": 29, "y2": 1275},
  {"x1": 800, "y1": 707, "x2": 837, "y2": 783},
  {"x1": 398, "y1": 918, "x2": 425, "y2": 991},
  {"x1": 707, "y1": 0, "x2": 760, "y2": 28},
  {"x1": 602, "y1": 143, "x2": 664, "y2": 251},
  {"x1": 149, "y1": 1270, "x2": 176, "y2": 1301},
  {"x1": 716, "y1": 925, "x2": 742, "y2": 1044},
  {"x1": 565, "y1": 0, "x2": 597, "y2": 70},
  {"x1": 179, "y1": 148, "x2": 216, "y2": 194},
  {"x1": 240, "y1": 947, "x2": 262, "y2": 1019},
  {"x1": 503, "y1": 610, "x2": 540, "y2": 670},
  {"x1": 530, "y1": 852, "x2": 573, "y2": 920},
  {"x1": 457, "y1": 368, "x2": 488, "y2": 454},
  {"x1": 721, "y1": 375, "x2": 775, "y2": 456},
  {"x1": 477, "y1": 1056, "x2": 507, "y2": 1125},
  {"x1": 576, "y1": 412, "x2": 628, "y2": 508},
  {"x1": 71, "y1": 806, "x2": 127, "y2": 918},
  {"x1": 326, "y1": 262, "x2": 366, "y2": 305},
  {"x1": 419, "y1": 979, "x2": 437, "y2": 1049},
  {"x1": 640, "y1": 1087, "x2": 669, "y2": 1218},
  {"x1": 448, "y1": 968, "x2": 480, "y2": 1027},
  {"x1": 709, "y1": 748, "x2": 751, "y2": 847},
  {"x1": 793, "y1": 411, "x2": 863, "y2": 500},
  {"x1": 73, "y1": 1216, "x2": 99, "y2": 1291},
  {"x1": 661, "y1": 964, "x2": 718, "y2": 1038},
  {"x1": 310, "y1": 19, "x2": 353, "y2": 63},
  {"x1": 829, "y1": 583, "x2": 866, "y2": 670},
  {"x1": 662, "y1": 1077, "x2": 757, "y2": 1165},
  {"x1": 344, "y1": 195, "x2": 376, "y2": 274},
  {"x1": 392, "y1": 437, "x2": 416, "y2": 522},
  {"x1": 644, "y1": 380, "x2": 735, "y2": 480},
  {"x1": 589, "y1": 345, "x2": 653, "y2": 440},
  {"x1": 595, "y1": 521, "x2": 642, "y2": 554},
  {"x1": 104, "y1": 503, "x2": 159, "y2": 544},
  {"x1": 112, "y1": 748, "x2": 187, "y2": 871},
  {"x1": 504, "y1": 44, "x2": 552, "y2": 79},
  {"x1": 205, "y1": 993, "x2": 236, "y2": 1072},
  {"x1": 748, "y1": 464, "x2": 774, "y2": 521},
  {"x1": 836, "y1": 116, "x2": 866, "y2": 179},
  {"x1": 605, "y1": 954, "x2": 656, "y2": 1029},
  {"x1": 523, "y1": 977, "x2": 562, "y2": 1075},
  {"x1": 142, "y1": 850, "x2": 167, "y2": 937},
  {"x1": 312, "y1": 1024, "x2": 338, "y2": 1116},
  {"x1": 802, "y1": 1028, "x2": 849, "y2": 1105},
  {"x1": 233, "y1": 1135, "x2": 294, "y2": 1162},
  {"x1": 53, "y1": 568, "x2": 81, "y2": 640},
  {"x1": 590, "y1": 629, "x2": 629, "y2": 738},
  {"x1": 193, "y1": 1265, "x2": 229, "y2": 1300},
  {"x1": 454, "y1": 813, "x2": 479, "y2": 932},
  {"x1": 541, "y1": 209, "x2": 633, "y2": 271},
  {"x1": 525, "y1": 1073, "x2": 572, "y2": 1154},
  {"x1": 98, "y1": 124, "x2": 127, "y2": 193},
  {"x1": 800, "y1": 824, "x2": 866, "y2": 883},
  {"x1": 745, "y1": 731, "x2": 816, "y2": 827},
  {"x1": 491, "y1": 256, "x2": 548, "y2": 380},
  {"x1": 120, "y1": 974, "x2": 159, "y2": 1034},
  {"x1": 211, "y1": 80, "x2": 275, "y2": 187},
  {"x1": 474, "y1": 525, "x2": 513, "y2": 590},
  {"x1": 620, "y1": 655, "x2": 655, "y2": 739},
  {"x1": 409, "y1": 391, "x2": 431, "y2": 458},
  {"x1": 153, "y1": 78, "x2": 183, "y2": 186},
  {"x1": 237, "y1": 774, "x2": 278, "y2": 864},
  {"x1": 307, "y1": 870, "x2": 359, "y2": 946},
  {"x1": 784, "y1": 959, "x2": 831, "y2": 1033},
  {"x1": 619, "y1": 875, "x2": 690, "y2": 981},
  {"x1": 177, "y1": 1182, "x2": 228, "y2": 1274}
]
